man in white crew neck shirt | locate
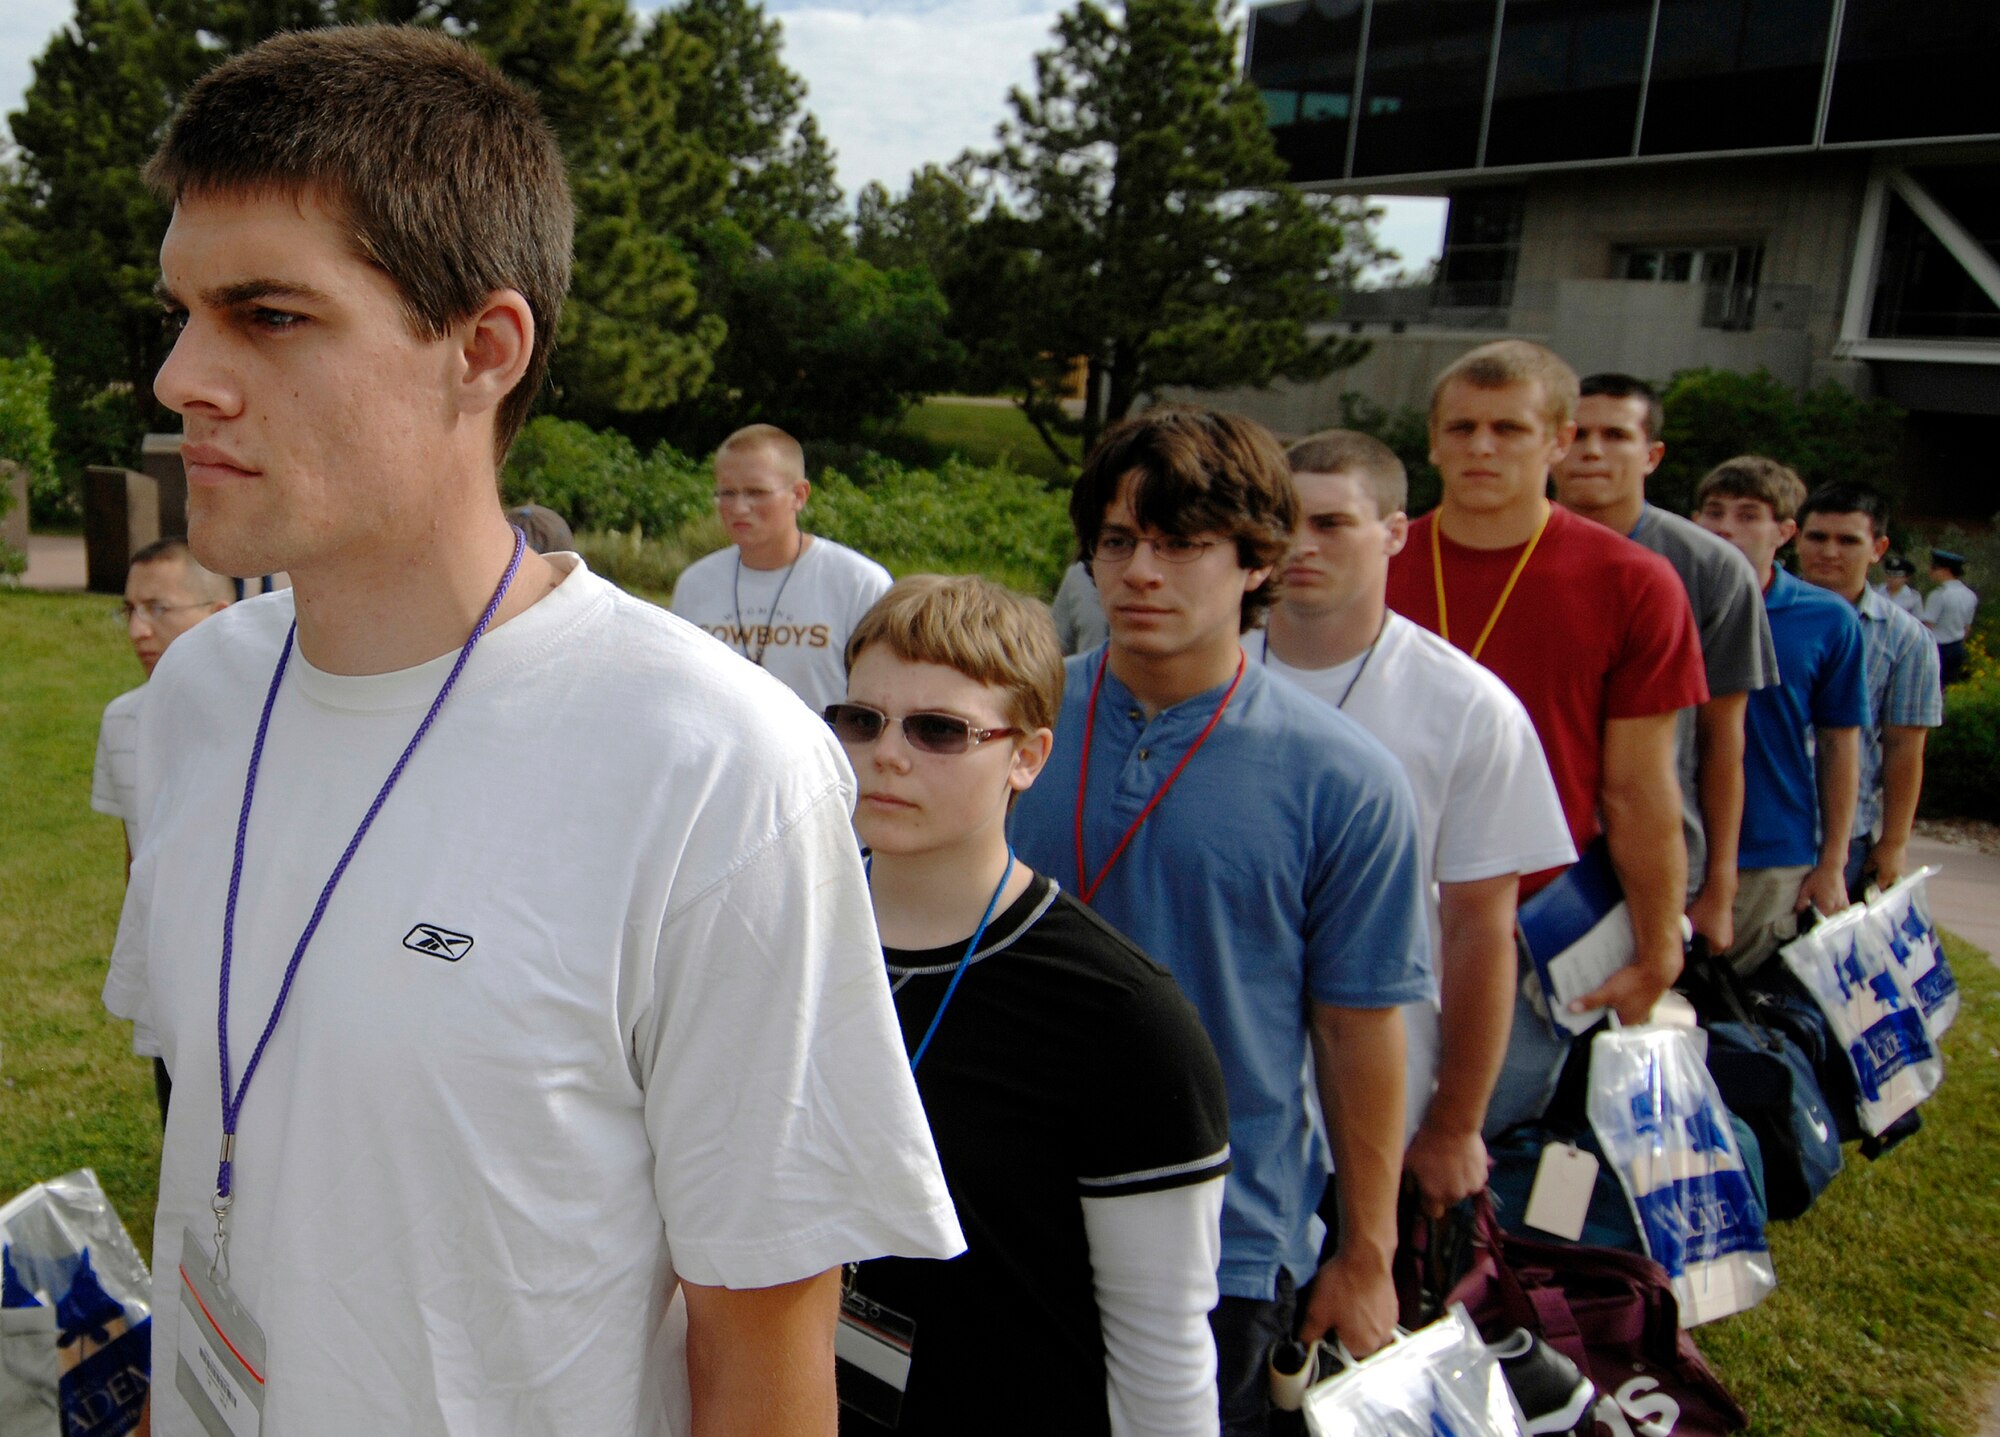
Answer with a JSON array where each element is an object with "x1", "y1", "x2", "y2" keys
[
  {"x1": 112, "y1": 27, "x2": 959, "y2": 1437},
  {"x1": 671, "y1": 424, "x2": 892, "y2": 715},
  {"x1": 1248, "y1": 430, "x2": 1572, "y2": 1216}
]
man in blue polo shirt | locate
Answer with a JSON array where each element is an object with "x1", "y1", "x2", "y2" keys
[
  {"x1": 1695, "y1": 457, "x2": 1867, "y2": 974},
  {"x1": 1795, "y1": 483, "x2": 1942, "y2": 896},
  {"x1": 1011, "y1": 406, "x2": 1429, "y2": 1435}
]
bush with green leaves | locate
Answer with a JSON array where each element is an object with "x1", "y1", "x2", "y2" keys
[
  {"x1": 1654, "y1": 368, "x2": 1906, "y2": 517},
  {"x1": 0, "y1": 345, "x2": 60, "y2": 574},
  {"x1": 804, "y1": 459, "x2": 1073, "y2": 596},
  {"x1": 1920, "y1": 643, "x2": 2000, "y2": 820},
  {"x1": 500, "y1": 417, "x2": 711, "y2": 536}
]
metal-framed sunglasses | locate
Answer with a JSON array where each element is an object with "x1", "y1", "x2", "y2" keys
[{"x1": 823, "y1": 703, "x2": 1019, "y2": 756}]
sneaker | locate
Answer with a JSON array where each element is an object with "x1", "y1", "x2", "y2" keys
[{"x1": 1489, "y1": 1328, "x2": 1595, "y2": 1435}]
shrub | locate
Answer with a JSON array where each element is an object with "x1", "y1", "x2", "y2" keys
[
  {"x1": 1920, "y1": 638, "x2": 2000, "y2": 820},
  {"x1": 501, "y1": 417, "x2": 710, "y2": 536},
  {"x1": 0, "y1": 346, "x2": 60, "y2": 575}
]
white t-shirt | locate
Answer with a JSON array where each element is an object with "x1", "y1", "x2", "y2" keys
[
  {"x1": 1246, "y1": 615, "x2": 1574, "y2": 1133},
  {"x1": 91, "y1": 684, "x2": 146, "y2": 829},
  {"x1": 670, "y1": 534, "x2": 893, "y2": 715},
  {"x1": 108, "y1": 558, "x2": 961, "y2": 1437}
]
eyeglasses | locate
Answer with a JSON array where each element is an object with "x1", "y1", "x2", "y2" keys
[
  {"x1": 1089, "y1": 532, "x2": 1224, "y2": 564},
  {"x1": 824, "y1": 703, "x2": 1019, "y2": 755},
  {"x1": 713, "y1": 488, "x2": 790, "y2": 507},
  {"x1": 117, "y1": 600, "x2": 211, "y2": 625}
]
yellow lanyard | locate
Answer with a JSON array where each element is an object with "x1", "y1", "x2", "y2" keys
[{"x1": 1431, "y1": 507, "x2": 1551, "y2": 662}]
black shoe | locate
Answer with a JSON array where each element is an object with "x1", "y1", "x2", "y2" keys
[{"x1": 1489, "y1": 1328, "x2": 1595, "y2": 1435}]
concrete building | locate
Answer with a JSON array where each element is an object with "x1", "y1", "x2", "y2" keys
[{"x1": 1208, "y1": 0, "x2": 2000, "y2": 516}]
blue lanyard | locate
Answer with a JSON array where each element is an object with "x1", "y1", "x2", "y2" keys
[
  {"x1": 876, "y1": 846, "x2": 1015, "y2": 1073},
  {"x1": 211, "y1": 529, "x2": 525, "y2": 1243}
]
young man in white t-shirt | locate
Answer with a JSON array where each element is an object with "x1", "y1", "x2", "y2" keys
[
  {"x1": 1248, "y1": 430, "x2": 1572, "y2": 1215},
  {"x1": 671, "y1": 424, "x2": 892, "y2": 714},
  {"x1": 115, "y1": 28, "x2": 959, "y2": 1436}
]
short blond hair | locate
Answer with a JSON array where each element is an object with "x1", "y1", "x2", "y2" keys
[
  {"x1": 1695, "y1": 455, "x2": 1807, "y2": 523},
  {"x1": 1430, "y1": 340, "x2": 1580, "y2": 430},
  {"x1": 845, "y1": 575, "x2": 1065, "y2": 733},
  {"x1": 715, "y1": 423, "x2": 806, "y2": 484},
  {"x1": 1285, "y1": 430, "x2": 1406, "y2": 518}
]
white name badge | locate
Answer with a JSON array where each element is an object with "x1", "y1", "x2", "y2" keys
[
  {"x1": 1524, "y1": 1142, "x2": 1600, "y2": 1242},
  {"x1": 176, "y1": 1228, "x2": 267, "y2": 1437}
]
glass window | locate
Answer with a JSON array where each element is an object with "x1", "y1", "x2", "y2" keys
[
  {"x1": 1869, "y1": 169, "x2": 2000, "y2": 341},
  {"x1": 1351, "y1": 0, "x2": 1498, "y2": 178},
  {"x1": 1638, "y1": 0, "x2": 1832, "y2": 156},
  {"x1": 1249, "y1": 0, "x2": 1369, "y2": 183},
  {"x1": 1437, "y1": 187, "x2": 1525, "y2": 307},
  {"x1": 1485, "y1": 0, "x2": 1651, "y2": 167},
  {"x1": 1825, "y1": 0, "x2": 2000, "y2": 143}
]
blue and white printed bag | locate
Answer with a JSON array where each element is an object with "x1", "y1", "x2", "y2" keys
[
  {"x1": 1781, "y1": 904, "x2": 1942, "y2": 1136},
  {"x1": 1866, "y1": 868, "x2": 1958, "y2": 1042},
  {"x1": 1587, "y1": 1021, "x2": 1776, "y2": 1328}
]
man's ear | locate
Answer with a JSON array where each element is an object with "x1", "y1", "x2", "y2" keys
[
  {"x1": 457, "y1": 289, "x2": 534, "y2": 419},
  {"x1": 1010, "y1": 727, "x2": 1056, "y2": 793},
  {"x1": 1778, "y1": 517, "x2": 1799, "y2": 546},
  {"x1": 1383, "y1": 512, "x2": 1411, "y2": 559},
  {"x1": 1870, "y1": 533, "x2": 1891, "y2": 564}
]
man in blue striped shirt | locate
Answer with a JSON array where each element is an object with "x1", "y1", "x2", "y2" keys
[{"x1": 1796, "y1": 484, "x2": 1941, "y2": 896}]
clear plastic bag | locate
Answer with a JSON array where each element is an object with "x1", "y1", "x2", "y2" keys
[
  {"x1": 1587, "y1": 1022, "x2": 1776, "y2": 1327},
  {"x1": 1302, "y1": 1304, "x2": 1525, "y2": 1437},
  {"x1": 1866, "y1": 867, "x2": 1958, "y2": 1041},
  {"x1": 1782, "y1": 904, "x2": 1942, "y2": 1136},
  {"x1": 0, "y1": 1169, "x2": 152, "y2": 1437}
]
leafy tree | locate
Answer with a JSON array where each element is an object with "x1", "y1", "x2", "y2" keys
[
  {"x1": 669, "y1": 0, "x2": 844, "y2": 245},
  {"x1": 675, "y1": 222, "x2": 962, "y2": 444},
  {"x1": 1654, "y1": 367, "x2": 1906, "y2": 517},
  {"x1": 3, "y1": 0, "x2": 212, "y2": 495},
  {"x1": 855, "y1": 159, "x2": 981, "y2": 280},
  {"x1": 0, "y1": 345, "x2": 59, "y2": 573},
  {"x1": 959, "y1": 0, "x2": 1385, "y2": 468}
]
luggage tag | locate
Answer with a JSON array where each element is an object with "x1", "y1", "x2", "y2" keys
[
  {"x1": 175, "y1": 1228, "x2": 266, "y2": 1437},
  {"x1": 1523, "y1": 1143, "x2": 1599, "y2": 1242},
  {"x1": 834, "y1": 1266, "x2": 915, "y2": 1430}
]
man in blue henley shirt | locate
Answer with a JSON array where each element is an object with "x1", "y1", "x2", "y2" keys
[{"x1": 1011, "y1": 407, "x2": 1429, "y2": 1436}]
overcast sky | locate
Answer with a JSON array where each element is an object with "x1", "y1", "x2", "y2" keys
[{"x1": 1, "y1": 0, "x2": 1446, "y2": 270}]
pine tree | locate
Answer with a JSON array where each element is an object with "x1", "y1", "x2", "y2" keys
[{"x1": 968, "y1": 0, "x2": 1383, "y2": 465}]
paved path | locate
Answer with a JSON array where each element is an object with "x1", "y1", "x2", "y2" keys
[
  {"x1": 21, "y1": 532, "x2": 86, "y2": 592},
  {"x1": 1907, "y1": 835, "x2": 2000, "y2": 961}
]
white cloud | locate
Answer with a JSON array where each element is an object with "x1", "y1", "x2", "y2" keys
[{"x1": 0, "y1": 0, "x2": 71, "y2": 140}]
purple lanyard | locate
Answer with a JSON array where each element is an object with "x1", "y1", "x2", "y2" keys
[{"x1": 211, "y1": 529, "x2": 525, "y2": 1244}]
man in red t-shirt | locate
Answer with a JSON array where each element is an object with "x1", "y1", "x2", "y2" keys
[{"x1": 1385, "y1": 340, "x2": 1706, "y2": 1130}]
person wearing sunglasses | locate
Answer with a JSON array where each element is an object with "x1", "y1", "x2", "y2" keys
[
  {"x1": 833, "y1": 574, "x2": 1231, "y2": 1436},
  {"x1": 1008, "y1": 408, "x2": 1430, "y2": 1436}
]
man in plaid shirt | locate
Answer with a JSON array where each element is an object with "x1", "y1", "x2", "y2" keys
[{"x1": 1796, "y1": 483, "x2": 1941, "y2": 896}]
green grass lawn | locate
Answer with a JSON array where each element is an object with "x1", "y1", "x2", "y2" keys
[
  {"x1": 1, "y1": 589, "x2": 163, "y2": 1261},
  {"x1": 4, "y1": 585, "x2": 1999, "y2": 1433},
  {"x1": 885, "y1": 397, "x2": 1081, "y2": 482}
]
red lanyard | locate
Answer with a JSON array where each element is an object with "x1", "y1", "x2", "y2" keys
[{"x1": 1074, "y1": 651, "x2": 1245, "y2": 903}]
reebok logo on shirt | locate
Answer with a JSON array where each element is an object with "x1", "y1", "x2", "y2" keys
[{"x1": 403, "y1": 924, "x2": 474, "y2": 962}]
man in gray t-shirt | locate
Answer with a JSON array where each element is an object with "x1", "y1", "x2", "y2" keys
[{"x1": 1556, "y1": 374, "x2": 1777, "y2": 954}]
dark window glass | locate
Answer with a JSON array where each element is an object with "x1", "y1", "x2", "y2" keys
[
  {"x1": 1437, "y1": 187, "x2": 1524, "y2": 307},
  {"x1": 1351, "y1": 0, "x2": 1498, "y2": 178},
  {"x1": 1870, "y1": 167, "x2": 2000, "y2": 341},
  {"x1": 1825, "y1": 0, "x2": 2000, "y2": 143},
  {"x1": 1249, "y1": 0, "x2": 1368, "y2": 183},
  {"x1": 1638, "y1": 0, "x2": 1832, "y2": 156},
  {"x1": 1484, "y1": 0, "x2": 1650, "y2": 166}
]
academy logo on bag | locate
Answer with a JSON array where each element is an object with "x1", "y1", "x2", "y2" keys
[{"x1": 403, "y1": 924, "x2": 474, "y2": 961}]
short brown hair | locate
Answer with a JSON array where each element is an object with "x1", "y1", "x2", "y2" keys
[
  {"x1": 716, "y1": 424, "x2": 807, "y2": 484},
  {"x1": 1285, "y1": 430, "x2": 1407, "y2": 518},
  {"x1": 1071, "y1": 406, "x2": 1295, "y2": 633},
  {"x1": 1695, "y1": 455, "x2": 1807, "y2": 523},
  {"x1": 1431, "y1": 340, "x2": 1580, "y2": 430},
  {"x1": 845, "y1": 575, "x2": 1065, "y2": 734},
  {"x1": 145, "y1": 26, "x2": 573, "y2": 459},
  {"x1": 129, "y1": 536, "x2": 234, "y2": 604}
]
